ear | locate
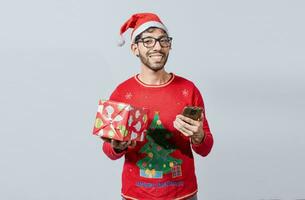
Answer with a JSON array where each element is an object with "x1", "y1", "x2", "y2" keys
[{"x1": 131, "y1": 43, "x2": 139, "y2": 57}]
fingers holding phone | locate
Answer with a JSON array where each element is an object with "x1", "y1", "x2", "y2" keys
[
  {"x1": 174, "y1": 115, "x2": 194, "y2": 137},
  {"x1": 174, "y1": 114, "x2": 201, "y2": 136},
  {"x1": 173, "y1": 106, "x2": 205, "y2": 144}
]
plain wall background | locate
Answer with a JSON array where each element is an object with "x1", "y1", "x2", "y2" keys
[{"x1": 1, "y1": 1, "x2": 304, "y2": 199}]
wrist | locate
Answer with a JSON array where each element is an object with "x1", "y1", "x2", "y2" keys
[{"x1": 191, "y1": 133, "x2": 205, "y2": 145}]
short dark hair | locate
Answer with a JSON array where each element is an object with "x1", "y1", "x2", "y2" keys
[{"x1": 134, "y1": 27, "x2": 168, "y2": 43}]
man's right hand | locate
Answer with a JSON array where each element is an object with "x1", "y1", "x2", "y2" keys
[{"x1": 101, "y1": 137, "x2": 136, "y2": 153}]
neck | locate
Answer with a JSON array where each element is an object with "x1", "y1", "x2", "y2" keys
[{"x1": 138, "y1": 66, "x2": 171, "y2": 85}]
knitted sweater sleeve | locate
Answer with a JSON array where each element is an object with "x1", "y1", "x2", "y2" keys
[{"x1": 191, "y1": 85, "x2": 214, "y2": 157}]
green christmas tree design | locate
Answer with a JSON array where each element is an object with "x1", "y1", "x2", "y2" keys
[{"x1": 137, "y1": 112, "x2": 182, "y2": 178}]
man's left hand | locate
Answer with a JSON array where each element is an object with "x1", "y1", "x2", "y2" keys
[{"x1": 173, "y1": 113, "x2": 205, "y2": 145}]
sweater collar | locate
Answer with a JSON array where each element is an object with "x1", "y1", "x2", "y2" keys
[{"x1": 134, "y1": 73, "x2": 175, "y2": 88}]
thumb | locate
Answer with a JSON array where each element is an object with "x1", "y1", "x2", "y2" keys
[
  {"x1": 199, "y1": 112, "x2": 204, "y2": 121},
  {"x1": 110, "y1": 139, "x2": 115, "y2": 147},
  {"x1": 111, "y1": 139, "x2": 119, "y2": 148},
  {"x1": 129, "y1": 140, "x2": 137, "y2": 148}
]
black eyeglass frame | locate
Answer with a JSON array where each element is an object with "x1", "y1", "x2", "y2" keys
[{"x1": 135, "y1": 36, "x2": 173, "y2": 48}]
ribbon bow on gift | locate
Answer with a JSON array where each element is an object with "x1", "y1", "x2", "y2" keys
[
  {"x1": 93, "y1": 100, "x2": 147, "y2": 141},
  {"x1": 98, "y1": 102, "x2": 131, "y2": 133}
]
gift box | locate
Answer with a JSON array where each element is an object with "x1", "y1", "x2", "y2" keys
[{"x1": 93, "y1": 99, "x2": 148, "y2": 141}]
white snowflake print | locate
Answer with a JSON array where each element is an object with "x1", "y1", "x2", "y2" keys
[
  {"x1": 182, "y1": 89, "x2": 189, "y2": 97},
  {"x1": 125, "y1": 92, "x2": 133, "y2": 99}
]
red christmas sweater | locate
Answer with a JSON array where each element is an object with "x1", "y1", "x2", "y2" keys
[{"x1": 102, "y1": 73, "x2": 214, "y2": 200}]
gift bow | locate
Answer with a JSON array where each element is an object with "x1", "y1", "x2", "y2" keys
[{"x1": 99, "y1": 104, "x2": 129, "y2": 132}]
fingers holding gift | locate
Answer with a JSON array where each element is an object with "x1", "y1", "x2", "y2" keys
[
  {"x1": 111, "y1": 139, "x2": 131, "y2": 150},
  {"x1": 129, "y1": 140, "x2": 137, "y2": 148},
  {"x1": 110, "y1": 139, "x2": 137, "y2": 151}
]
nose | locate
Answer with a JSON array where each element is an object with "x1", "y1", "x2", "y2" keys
[{"x1": 153, "y1": 40, "x2": 162, "y2": 50}]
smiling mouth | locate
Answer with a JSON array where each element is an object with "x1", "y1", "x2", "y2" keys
[{"x1": 149, "y1": 54, "x2": 163, "y2": 58}]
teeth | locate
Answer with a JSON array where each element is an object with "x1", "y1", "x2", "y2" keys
[
  {"x1": 150, "y1": 55, "x2": 162, "y2": 57},
  {"x1": 149, "y1": 54, "x2": 163, "y2": 56},
  {"x1": 150, "y1": 56, "x2": 162, "y2": 60}
]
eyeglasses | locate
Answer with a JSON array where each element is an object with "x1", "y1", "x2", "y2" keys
[{"x1": 136, "y1": 36, "x2": 172, "y2": 48}]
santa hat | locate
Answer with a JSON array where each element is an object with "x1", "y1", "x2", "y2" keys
[{"x1": 118, "y1": 13, "x2": 168, "y2": 47}]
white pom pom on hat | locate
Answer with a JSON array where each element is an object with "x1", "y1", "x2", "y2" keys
[
  {"x1": 118, "y1": 13, "x2": 168, "y2": 47},
  {"x1": 117, "y1": 36, "x2": 126, "y2": 47}
]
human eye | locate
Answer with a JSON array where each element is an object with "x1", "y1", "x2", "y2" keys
[
  {"x1": 143, "y1": 38, "x2": 154, "y2": 45},
  {"x1": 160, "y1": 37, "x2": 171, "y2": 45},
  {"x1": 160, "y1": 36, "x2": 169, "y2": 40},
  {"x1": 160, "y1": 37, "x2": 169, "y2": 43}
]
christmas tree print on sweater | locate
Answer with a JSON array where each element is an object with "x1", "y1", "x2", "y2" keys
[{"x1": 137, "y1": 112, "x2": 182, "y2": 179}]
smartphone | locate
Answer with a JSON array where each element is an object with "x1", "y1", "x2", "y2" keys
[{"x1": 182, "y1": 106, "x2": 203, "y2": 121}]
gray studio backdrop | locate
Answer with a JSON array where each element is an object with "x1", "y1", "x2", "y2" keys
[{"x1": 1, "y1": 1, "x2": 304, "y2": 200}]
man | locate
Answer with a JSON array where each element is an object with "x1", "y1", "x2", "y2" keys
[{"x1": 102, "y1": 13, "x2": 214, "y2": 200}]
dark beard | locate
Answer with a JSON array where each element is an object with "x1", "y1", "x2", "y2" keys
[{"x1": 138, "y1": 52, "x2": 169, "y2": 72}]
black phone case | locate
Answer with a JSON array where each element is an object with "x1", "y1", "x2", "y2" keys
[{"x1": 182, "y1": 106, "x2": 203, "y2": 120}]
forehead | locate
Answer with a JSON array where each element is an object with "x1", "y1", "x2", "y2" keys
[{"x1": 141, "y1": 28, "x2": 168, "y2": 38}]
